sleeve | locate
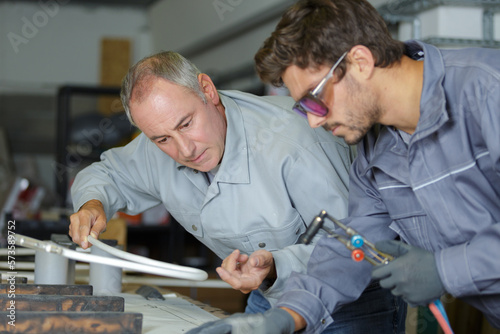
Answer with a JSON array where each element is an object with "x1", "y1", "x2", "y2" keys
[
  {"x1": 259, "y1": 132, "x2": 353, "y2": 305},
  {"x1": 436, "y1": 78, "x2": 500, "y2": 298},
  {"x1": 71, "y1": 134, "x2": 163, "y2": 220},
  {"x1": 482, "y1": 80, "x2": 500, "y2": 175},
  {"x1": 276, "y1": 132, "x2": 397, "y2": 334}
]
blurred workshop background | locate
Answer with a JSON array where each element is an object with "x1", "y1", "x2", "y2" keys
[{"x1": 0, "y1": 0, "x2": 499, "y2": 332}]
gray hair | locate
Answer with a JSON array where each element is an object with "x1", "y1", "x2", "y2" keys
[{"x1": 120, "y1": 51, "x2": 207, "y2": 125}]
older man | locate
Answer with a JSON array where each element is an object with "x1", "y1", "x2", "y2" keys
[{"x1": 69, "y1": 51, "x2": 403, "y2": 332}]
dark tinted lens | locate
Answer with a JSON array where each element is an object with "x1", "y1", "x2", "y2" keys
[
  {"x1": 292, "y1": 102, "x2": 308, "y2": 118},
  {"x1": 297, "y1": 95, "x2": 328, "y2": 117}
]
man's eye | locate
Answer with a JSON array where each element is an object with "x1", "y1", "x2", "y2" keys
[
  {"x1": 180, "y1": 120, "x2": 192, "y2": 129},
  {"x1": 157, "y1": 137, "x2": 168, "y2": 144}
]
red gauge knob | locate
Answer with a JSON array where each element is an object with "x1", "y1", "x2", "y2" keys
[{"x1": 351, "y1": 249, "x2": 364, "y2": 262}]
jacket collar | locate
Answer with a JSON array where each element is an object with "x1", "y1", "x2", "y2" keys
[
  {"x1": 360, "y1": 126, "x2": 411, "y2": 185},
  {"x1": 407, "y1": 40, "x2": 450, "y2": 142},
  {"x1": 362, "y1": 41, "x2": 451, "y2": 170}
]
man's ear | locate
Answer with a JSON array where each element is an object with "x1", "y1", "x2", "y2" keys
[
  {"x1": 349, "y1": 45, "x2": 376, "y2": 80},
  {"x1": 198, "y1": 73, "x2": 220, "y2": 105}
]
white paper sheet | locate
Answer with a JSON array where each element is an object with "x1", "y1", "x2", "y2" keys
[{"x1": 120, "y1": 292, "x2": 220, "y2": 333}]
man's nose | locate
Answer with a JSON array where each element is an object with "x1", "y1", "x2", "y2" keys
[
  {"x1": 307, "y1": 113, "x2": 326, "y2": 128},
  {"x1": 177, "y1": 136, "x2": 195, "y2": 157}
]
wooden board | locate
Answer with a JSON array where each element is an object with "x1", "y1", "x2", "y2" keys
[
  {"x1": 0, "y1": 311, "x2": 142, "y2": 333},
  {"x1": 0, "y1": 295, "x2": 124, "y2": 312},
  {"x1": 0, "y1": 284, "x2": 92, "y2": 296},
  {"x1": 0, "y1": 283, "x2": 145, "y2": 333}
]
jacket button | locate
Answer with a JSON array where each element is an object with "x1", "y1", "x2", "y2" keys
[
  {"x1": 321, "y1": 319, "x2": 326, "y2": 324},
  {"x1": 258, "y1": 242, "x2": 266, "y2": 248},
  {"x1": 192, "y1": 225, "x2": 198, "y2": 231}
]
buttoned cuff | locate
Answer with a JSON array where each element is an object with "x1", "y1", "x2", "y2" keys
[
  {"x1": 277, "y1": 289, "x2": 333, "y2": 334},
  {"x1": 436, "y1": 243, "x2": 480, "y2": 297},
  {"x1": 260, "y1": 250, "x2": 307, "y2": 306}
]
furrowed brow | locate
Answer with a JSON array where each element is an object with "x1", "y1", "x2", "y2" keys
[
  {"x1": 149, "y1": 115, "x2": 190, "y2": 141},
  {"x1": 172, "y1": 115, "x2": 190, "y2": 130}
]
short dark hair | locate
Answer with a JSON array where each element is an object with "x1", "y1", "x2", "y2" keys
[{"x1": 255, "y1": 0, "x2": 405, "y2": 86}]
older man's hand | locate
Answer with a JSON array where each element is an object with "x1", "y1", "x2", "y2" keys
[
  {"x1": 69, "y1": 199, "x2": 107, "y2": 249},
  {"x1": 217, "y1": 249, "x2": 275, "y2": 294}
]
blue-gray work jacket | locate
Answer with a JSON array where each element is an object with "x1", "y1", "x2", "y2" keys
[{"x1": 277, "y1": 41, "x2": 500, "y2": 333}]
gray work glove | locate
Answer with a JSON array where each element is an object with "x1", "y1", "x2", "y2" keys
[
  {"x1": 186, "y1": 308, "x2": 295, "y2": 334},
  {"x1": 371, "y1": 240, "x2": 445, "y2": 306}
]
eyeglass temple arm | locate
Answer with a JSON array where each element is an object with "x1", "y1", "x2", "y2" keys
[{"x1": 311, "y1": 51, "x2": 348, "y2": 95}]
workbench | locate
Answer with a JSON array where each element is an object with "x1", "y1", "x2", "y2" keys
[{"x1": 0, "y1": 282, "x2": 228, "y2": 333}]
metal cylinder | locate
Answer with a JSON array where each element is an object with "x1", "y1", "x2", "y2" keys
[
  {"x1": 34, "y1": 247, "x2": 69, "y2": 284},
  {"x1": 89, "y1": 242, "x2": 122, "y2": 295},
  {"x1": 67, "y1": 259, "x2": 76, "y2": 284}
]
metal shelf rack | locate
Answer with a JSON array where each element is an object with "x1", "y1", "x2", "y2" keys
[{"x1": 377, "y1": 0, "x2": 500, "y2": 47}]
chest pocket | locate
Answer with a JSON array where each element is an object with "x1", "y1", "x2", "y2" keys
[
  {"x1": 378, "y1": 182, "x2": 434, "y2": 249},
  {"x1": 169, "y1": 211, "x2": 204, "y2": 238},
  {"x1": 213, "y1": 213, "x2": 306, "y2": 257}
]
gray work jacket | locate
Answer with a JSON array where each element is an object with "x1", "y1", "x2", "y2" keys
[
  {"x1": 277, "y1": 41, "x2": 500, "y2": 332},
  {"x1": 72, "y1": 90, "x2": 354, "y2": 305}
]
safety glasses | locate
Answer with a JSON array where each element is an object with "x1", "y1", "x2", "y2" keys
[{"x1": 292, "y1": 52, "x2": 348, "y2": 118}]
